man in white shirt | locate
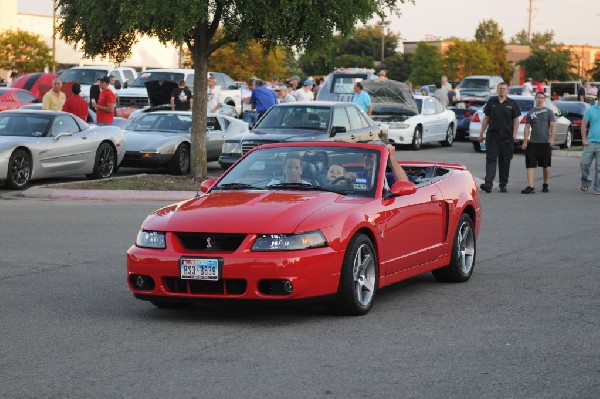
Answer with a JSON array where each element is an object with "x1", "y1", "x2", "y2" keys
[
  {"x1": 207, "y1": 77, "x2": 222, "y2": 113},
  {"x1": 522, "y1": 78, "x2": 534, "y2": 96},
  {"x1": 293, "y1": 80, "x2": 315, "y2": 102}
]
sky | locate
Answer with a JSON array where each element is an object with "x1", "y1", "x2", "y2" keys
[{"x1": 17, "y1": 0, "x2": 600, "y2": 47}]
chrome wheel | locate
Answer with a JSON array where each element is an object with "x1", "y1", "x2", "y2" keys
[
  {"x1": 456, "y1": 220, "x2": 475, "y2": 276},
  {"x1": 98, "y1": 144, "x2": 116, "y2": 178},
  {"x1": 352, "y1": 243, "x2": 377, "y2": 307}
]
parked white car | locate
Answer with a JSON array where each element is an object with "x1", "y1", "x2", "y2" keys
[
  {"x1": 59, "y1": 65, "x2": 137, "y2": 103},
  {"x1": 367, "y1": 79, "x2": 456, "y2": 150},
  {"x1": 468, "y1": 95, "x2": 573, "y2": 152}
]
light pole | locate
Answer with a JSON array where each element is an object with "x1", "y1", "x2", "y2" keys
[
  {"x1": 52, "y1": 0, "x2": 56, "y2": 74},
  {"x1": 377, "y1": 21, "x2": 390, "y2": 64}
]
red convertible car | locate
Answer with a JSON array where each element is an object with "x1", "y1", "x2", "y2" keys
[{"x1": 127, "y1": 142, "x2": 482, "y2": 315}]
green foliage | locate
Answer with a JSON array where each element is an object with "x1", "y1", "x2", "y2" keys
[
  {"x1": 518, "y1": 45, "x2": 577, "y2": 81},
  {"x1": 443, "y1": 39, "x2": 496, "y2": 80},
  {"x1": 408, "y1": 42, "x2": 442, "y2": 86},
  {"x1": 474, "y1": 19, "x2": 512, "y2": 82},
  {"x1": 384, "y1": 53, "x2": 412, "y2": 82},
  {"x1": 589, "y1": 60, "x2": 600, "y2": 81},
  {"x1": 334, "y1": 54, "x2": 374, "y2": 69},
  {"x1": 0, "y1": 29, "x2": 52, "y2": 73},
  {"x1": 509, "y1": 29, "x2": 555, "y2": 48}
]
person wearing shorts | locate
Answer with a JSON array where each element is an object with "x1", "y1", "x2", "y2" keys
[{"x1": 521, "y1": 91, "x2": 556, "y2": 194}]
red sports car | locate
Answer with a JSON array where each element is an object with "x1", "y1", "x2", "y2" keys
[
  {"x1": 127, "y1": 142, "x2": 482, "y2": 315},
  {"x1": 0, "y1": 88, "x2": 38, "y2": 111}
]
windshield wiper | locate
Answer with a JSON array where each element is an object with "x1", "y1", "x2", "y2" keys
[{"x1": 214, "y1": 183, "x2": 264, "y2": 190}]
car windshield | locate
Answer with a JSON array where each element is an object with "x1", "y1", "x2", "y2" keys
[
  {"x1": 214, "y1": 146, "x2": 381, "y2": 198},
  {"x1": 130, "y1": 72, "x2": 189, "y2": 88},
  {"x1": 461, "y1": 79, "x2": 489, "y2": 89},
  {"x1": 256, "y1": 105, "x2": 331, "y2": 130},
  {"x1": 330, "y1": 75, "x2": 367, "y2": 94},
  {"x1": 0, "y1": 114, "x2": 52, "y2": 137},
  {"x1": 127, "y1": 113, "x2": 192, "y2": 133},
  {"x1": 60, "y1": 69, "x2": 109, "y2": 85}
]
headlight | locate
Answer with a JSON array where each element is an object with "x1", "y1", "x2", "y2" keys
[
  {"x1": 222, "y1": 142, "x2": 242, "y2": 154},
  {"x1": 251, "y1": 231, "x2": 328, "y2": 251},
  {"x1": 136, "y1": 230, "x2": 166, "y2": 248},
  {"x1": 389, "y1": 122, "x2": 411, "y2": 129}
]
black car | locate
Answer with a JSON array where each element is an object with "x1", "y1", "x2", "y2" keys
[
  {"x1": 218, "y1": 101, "x2": 388, "y2": 169},
  {"x1": 554, "y1": 100, "x2": 591, "y2": 142}
]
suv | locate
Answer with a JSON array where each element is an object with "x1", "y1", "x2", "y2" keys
[
  {"x1": 218, "y1": 101, "x2": 388, "y2": 169},
  {"x1": 459, "y1": 75, "x2": 504, "y2": 99},
  {"x1": 316, "y1": 68, "x2": 377, "y2": 102},
  {"x1": 117, "y1": 69, "x2": 242, "y2": 113},
  {"x1": 59, "y1": 65, "x2": 137, "y2": 102}
]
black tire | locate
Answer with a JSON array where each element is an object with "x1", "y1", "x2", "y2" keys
[
  {"x1": 432, "y1": 214, "x2": 476, "y2": 283},
  {"x1": 150, "y1": 299, "x2": 193, "y2": 309},
  {"x1": 411, "y1": 126, "x2": 422, "y2": 151},
  {"x1": 441, "y1": 124, "x2": 454, "y2": 147},
  {"x1": 559, "y1": 127, "x2": 572, "y2": 149},
  {"x1": 328, "y1": 233, "x2": 378, "y2": 316},
  {"x1": 167, "y1": 143, "x2": 190, "y2": 175},
  {"x1": 472, "y1": 141, "x2": 482, "y2": 152},
  {"x1": 86, "y1": 142, "x2": 116, "y2": 180},
  {"x1": 5, "y1": 149, "x2": 31, "y2": 190}
]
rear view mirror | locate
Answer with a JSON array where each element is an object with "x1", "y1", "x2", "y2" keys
[{"x1": 200, "y1": 178, "x2": 217, "y2": 193}]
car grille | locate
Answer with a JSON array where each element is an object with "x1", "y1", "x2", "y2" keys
[
  {"x1": 124, "y1": 152, "x2": 142, "y2": 161},
  {"x1": 118, "y1": 96, "x2": 149, "y2": 107},
  {"x1": 163, "y1": 277, "x2": 247, "y2": 295},
  {"x1": 175, "y1": 233, "x2": 246, "y2": 252},
  {"x1": 241, "y1": 140, "x2": 279, "y2": 154}
]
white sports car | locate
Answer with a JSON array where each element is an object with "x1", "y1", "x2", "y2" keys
[
  {"x1": 366, "y1": 79, "x2": 456, "y2": 150},
  {"x1": 121, "y1": 111, "x2": 249, "y2": 175},
  {"x1": 0, "y1": 110, "x2": 125, "y2": 189}
]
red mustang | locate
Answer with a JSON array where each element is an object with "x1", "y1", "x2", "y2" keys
[{"x1": 127, "y1": 142, "x2": 481, "y2": 315}]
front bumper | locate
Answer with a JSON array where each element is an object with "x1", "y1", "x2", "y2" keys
[
  {"x1": 218, "y1": 154, "x2": 242, "y2": 170},
  {"x1": 386, "y1": 127, "x2": 415, "y2": 145},
  {"x1": 121, "y1": 152, "x2": 172, "y2": 167}
]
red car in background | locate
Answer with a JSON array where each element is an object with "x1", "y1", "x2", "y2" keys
[
  {"x1": 0, "y1": 88, "x2": 39, "y2": 111},
  {"x1": 127, "y1": 142, "x2": 482, "y2": 315},
  {"x1": 9, "y1": 72, "x2": 56, "y2": 100}
]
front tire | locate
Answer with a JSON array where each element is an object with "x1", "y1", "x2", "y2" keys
[
  {"x1": 411, "y1": 126, "x2": 422, "y2": 150},
  {"x1": 328, "y1": 233, "x2": 378, "y2": 316},
  {"x1": 5, "y1": 149, "x2": 31, "y2": 190},
  {"x1": 167, "y1": 143, "x2": 190, "y2": 175},
  {"x1": 441, "y1": 124, "x2": 454, "y2": 147},
  {"x1": 86, "y1": 142, "x2": 116, "y2": 180},
  {"x1": 432, "y1": 214, "x2": 476, "y2": 283}
]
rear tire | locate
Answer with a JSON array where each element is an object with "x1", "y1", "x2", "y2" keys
[
  {"x1": 472, "y1": 141, "x2": 482, "y2": 152},
  {"x1": 433, "y1": 214, "x2": 476, "y2": 283},
  {"x1": 167, "y1": 143, "x2": 190, "y2": 175},
  {"x1": 86, "y1": 142, "x2": 116, "y2": 180},
  {"x1": 5, "y1": 149, "x2": 31, "y2": 190}
]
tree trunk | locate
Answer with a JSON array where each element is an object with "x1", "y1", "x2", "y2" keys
[{"x1": 189, "y1": 32, "x2": 210, "y2": 180}]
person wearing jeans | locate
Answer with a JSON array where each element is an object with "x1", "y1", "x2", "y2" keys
[{"x1": 580, "y1": 95, "x2": 600, "y2": 194}]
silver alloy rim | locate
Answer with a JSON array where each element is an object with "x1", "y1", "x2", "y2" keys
[
  {"x1": 179, "y1": 146, "x2": 190, "y2": 172},
  {"x1": 457, "y1": 221, "x2": 475, "y2": 275},
  {"x1": 353, "y1": 243, "x2": 376, "y2": 306},
  {"x1": 98, "y1": 145, "x2": 114, "y2": 178},
  {"x1": 10, "y1": 153, "x2": 30, "y2": 187},
  {"x1": 447, "y1": 126, "x2": 453, "y2": 144}
]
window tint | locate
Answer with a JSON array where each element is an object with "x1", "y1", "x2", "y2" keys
[
  {"x1": 332, "y1": 108, "x2": 351, "y2": 131},
  {"x1": 15, "y1": 91, "x2": 36, "y2": 103},
  {"x1": 346, "y1": 105, "x2": 365, "y2": 130},
  {"x1": 51, "y1": 115, "x2": 80, "y2": 136},
  {"x1": 207, "y1": 117, "x2": 222, "y2": 131},
  {"x1": 434, "y1": 98, "x2": 444, "y2": 113}
]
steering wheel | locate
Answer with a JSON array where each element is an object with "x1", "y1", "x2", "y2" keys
[{"x1": 330, "y1": 176, "x2": 353, "y2": 186}]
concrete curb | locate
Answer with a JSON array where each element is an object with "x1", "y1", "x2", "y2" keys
[{"x1": 2, "y1": 186, "x2": 198, "y2": 201}]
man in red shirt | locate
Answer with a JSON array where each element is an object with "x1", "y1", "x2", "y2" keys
[
  {"x1": 62, "y1": 82, "x2": 89, "y2": 121},
  {"x1": 92, "y1": 76, "x2": 115, "y2": 125}
]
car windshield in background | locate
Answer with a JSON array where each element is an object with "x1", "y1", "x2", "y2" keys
[
  {"x1": 215, "y1": 146, "x2": 381, "y2": 197},
  {"x1": 130, "y1": 72, "x2": 188, "y2": 88},
  {"x1": 331, "y1": 75, "x2": 367, "y2": 94},
  {"x1": 59, "y1": 69, "x2": 109, "y2": 85},
  {"x1": 256, "y1": 106, "x2": 331, "y2": 130},
  {"x1": 515, "y1": 99, "x2": 534, "y2": 112},
  {"x1": 554, "y1": 101, "x2": 590, "y2": 114},
  {"x1": 127, "y1": 113, "x2": 192, "y2": 133},
  {"x1": 0, "y1": 114, "x2": 52, "y2": 137},
  {"x1": 461, "y1": 79, "x2": 489, "y2": 89}
]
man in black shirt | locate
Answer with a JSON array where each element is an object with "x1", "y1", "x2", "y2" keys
[
  {"x1": 578, "y1": 80, "x2": 588, "y2": 102},
  {"x1": 478, "y1": 82, "x2": 522, "y2": 193},
  {"x1": 170, "y1": 80, "x2": 193, "y2": 111}
]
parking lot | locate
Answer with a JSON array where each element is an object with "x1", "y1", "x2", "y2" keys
[{"x1": 0, "y1": 141, "x2": 598, "y2": 398}]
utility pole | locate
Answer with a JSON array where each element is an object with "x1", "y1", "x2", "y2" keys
[
  {"x1": 527, "y1": 0, "x2": 533, "y2": 41},
  {"x1": 377, "y1": 21, "x2": 390, "y2": 64},
  {"x1": 52, "y1": 0, "x2": 56, "y2": 74}
]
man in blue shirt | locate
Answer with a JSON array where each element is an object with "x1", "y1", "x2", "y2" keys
[
  {"x1": 352, "y1": 82, "x2": 372, "y2": 115},
  {"x1": 250, "y1": 79, "x2": 278, "y2": 120},
  {"x1": 580, "y1": 94, "x2": 600, "y2": 194}
]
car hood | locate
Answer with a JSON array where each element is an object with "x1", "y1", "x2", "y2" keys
[
  {"x1": 362, "y1": 79, "x2": 418, "y2": 113},
  {"x1": 118, "y1": 87, "x2": 148, "y2": 97},
  {"x1": 145, "y1": 80, "x2": 178, "y2": 107},
  {"x1": 460, "y1": 89, "x2": 489, "y2": 98},
  {"x1": 142, "y1": 190, "x2": 347, "y2": 234},
  {"x1": 124, "y1": 130, "x2": 189, "y2": 151}
]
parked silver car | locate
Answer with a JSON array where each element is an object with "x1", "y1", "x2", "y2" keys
[
  {"x1": 121, "y1": 111, "x2": 249, "y2": 174},
  {"x1": 0, "y1": 110, "x2": 125, "y2": 189}
]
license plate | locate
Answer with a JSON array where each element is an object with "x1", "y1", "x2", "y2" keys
[{"x1": 180, "y1": 258, "x2": 220, "y2": 280}]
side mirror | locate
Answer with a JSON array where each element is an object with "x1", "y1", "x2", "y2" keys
[
  {"x1": 200, "y1": 178, "x2": 217, "y2": 193},
  {"x1": 387, "y1": 180, "x2": 417, "y2": 197},
  {"x1": 123, "y1": 81, "x2": 128, "y2": 89},
  {"x1": 330, "y1": 126, "x2": 346, "y2": 137},
  {"x1": 114, "y1": 80, "x2": 122, "y2": 90}
]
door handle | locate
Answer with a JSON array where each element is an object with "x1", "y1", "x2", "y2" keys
[{"x1": 350, "y1": 135, "x2": 356, "y2": 140}]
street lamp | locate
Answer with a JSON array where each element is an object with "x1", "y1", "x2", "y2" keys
[{"x1": 377, "y1": 20, "x2": 390, "y2": 63}]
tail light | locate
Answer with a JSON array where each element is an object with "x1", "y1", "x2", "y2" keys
[
  {"x1": 464, "y1": 111, "x2": 471, "y2": 118},
  {"x1": 572, "y1": 119, "x2": 581, "y2": 126},
  {"x1": 471, "y1": 113, "x2": 481, "y2": 123}
]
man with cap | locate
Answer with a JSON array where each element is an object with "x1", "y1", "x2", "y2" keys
[
  {"x1": 42, "y1": 78, "x2": 67, "y2": 111},
  {"x1": 250, "y1": 79, "x2": 278, "y2": 120},
  {"x1": 91, "y1": 76, "x2": 115, "y2": 125},
  {"x1": 523, "y1": 78, "x2": 534, "y2": 96},
  {"x1": 289, "y1": 75, "x2": 301, "y2": 91},
  {"x1": 293, "y1": 79, "x2": 315, "y2": 102}
]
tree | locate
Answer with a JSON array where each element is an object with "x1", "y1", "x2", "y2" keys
[
  {"x1": 408, "y1": 42, "x2": 442, "y2": 86},
  {"x1": 384, "y1": 52, "x2": 412, "y2": 82},
  {"x1": 589, "y1": 59, "x2": 600, "y2": 81},
  {"x1": 518, "y1": 45, "x2": 577, "y2": 81},
  {"x1": 509, "y1": 29, "x2": 556, "y2": 48},
  {"x1": 57, "y1": 0, "x2": 406, "y2": 179},
  {"x1": 474, "y1": 19, "x2": 512, "y2": 82},
  {"x1": 0, "y1": 29, "x2": 52, "y2": 74},
  {"x1": 443, "y1": 39, "x2": 496, "y2": 80}
]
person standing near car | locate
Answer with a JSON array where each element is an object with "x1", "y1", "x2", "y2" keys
[
  {"x1": 170, "y1": 80, "x2": 193, "y2": 111},
  {"x1": 91, "y1": 76, "x2": 115, "y2": 125},
  {"x1": 207, "y1": 76, "x2": 222, "y2": 113},
  {"x1": 250, "y1": 79, "x2": 277, "y2": 120},
  {"x1": 521, "y1": 91, "x2": 556, "y2": 194},
  {"x1": 578, "y1": 80, "x2": 589, "y2": 102},
  {"x1": 42, "y1": 78, "x2": 66, "y2": 111},
  {"x1": 352, "y1": 82, "x2": 372, "y2": 115},
  {"x1": 62, "y1": 82, "x2": 89, "y2": 121},
  {"x1": 522, "y1": 77, "x2": 534, "y2": 96},
  {"x1": 580, "y1": 93, "x2": 600, "y2": 194},
  {"x1": 479, "y1": 82, "x2": 522, "y2": 193}
]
